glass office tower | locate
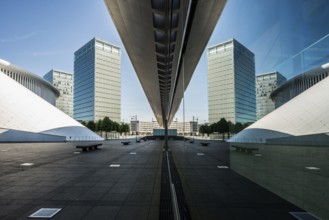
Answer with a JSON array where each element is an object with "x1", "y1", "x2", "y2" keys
[
  {"x1": 208, "y1": 39, "x2": 256, "y2": 124},
  {"x1": 74, "y1": 38, "x2": 121, "y2": 122},
  {"x1": 44, "y1": 69, "x2": 73, "y2": 117},
  {"x1": 256, "y1": 71, "x2": 286, "y2": 120}
]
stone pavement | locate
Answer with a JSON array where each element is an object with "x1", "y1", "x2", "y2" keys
[
  {"x1": 0, "y1": 140, "x2": 162, "y2": 220},
  {"x1": 0, "y1": 140, "x2": 303, "y2": 219},
  {"x1": 169, "y1": 140, "x2": 303, "y2": 220}
]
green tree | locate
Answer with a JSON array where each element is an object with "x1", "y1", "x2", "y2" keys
[
  {"x1": 234, "y1": 122, "x2": 244, "y2": 133},
  {"x1": 204, "y1": 124, "x2": 210, "y2": 135},
  {"x1": 199, "y1": 125, "x2": 205, "y2": 136},
  {"x1": 86, "y1": 121, "x2": 96, "y2": 131},
  {"x1": 120, "y1": 123, "x2": 130, "y2": 135},
  {"x1": 217, "y1": 118, "x2": 228, "y2": 140},
  {"x1": 228, "y1": 121, "x2": 234, "y2": 138},
  {"x1": 95, "y1": 119, "x2": 102, "y2": 132},
  {"x1": 113, "y1": 121, "x2": 120, "y2": 132},
  {"x1": 101, "y1": 117, "x2": 111, "y2": 139}
]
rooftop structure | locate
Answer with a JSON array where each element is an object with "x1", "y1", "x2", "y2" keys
[{"x1": 270, "y1": 64, "x2": 329, "y2": 108}]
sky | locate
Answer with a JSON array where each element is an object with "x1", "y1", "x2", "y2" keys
[{"x1": 1, "y1": 0, "x2": 328, "y2": 124}]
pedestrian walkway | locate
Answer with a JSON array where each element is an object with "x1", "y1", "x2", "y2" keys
[
  {"x1": 169, "y1": 140, "x2": 303, "y2": 220},
  {"x1": 0, "y1": 140, "x2": 303, "y2": 219}
]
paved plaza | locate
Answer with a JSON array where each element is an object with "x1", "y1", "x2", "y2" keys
[{"x1": 0, "y1": 140, "x2": 303, "y2": 219}]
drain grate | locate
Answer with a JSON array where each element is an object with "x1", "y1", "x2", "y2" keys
[
  {"x1": 289, "y1": 212, "x2": 321, "y2": 220},
  {"x1": 29, "y1": 208, "x2": 61, "y2": 218}
]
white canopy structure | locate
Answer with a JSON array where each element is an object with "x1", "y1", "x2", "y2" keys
[
  {"x1": 0, "y1": 72, "x2": 103, "y2": 142},
  {"x1": 229, "y1": 76, "x2": 329, "y2": 144}
]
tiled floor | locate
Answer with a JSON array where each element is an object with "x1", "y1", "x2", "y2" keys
[
  {"x1": 169, "y1": 140, "x2": 303, "y2": 220},
  {"x1": 0, "y1": 140, "x2": 303, "y2": 219},
  {"x1": 0, "y1": 140, "x2": 162, "y2": 220}
]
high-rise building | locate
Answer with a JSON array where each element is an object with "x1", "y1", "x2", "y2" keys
[
  {"x1": 74, "y1": 38, "x2": 121, "y2": 122},
  {"x1": 44, "y1": 69, "x2": 73, "y2": 117},
  {"x1": 256, "y1": 71, "x2": 286, "y2": 120},
  {"x1": 208, "y1": 39, "x2": 256, "y2": 124}
]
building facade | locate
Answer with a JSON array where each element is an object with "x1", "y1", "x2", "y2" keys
[
  {"x1": 208, "y1": 39, "x2": 256, "y2": 124},
  {"x1": 129, "y1": 120, "x2": 198, "y2": 135},
  {"x1": 74, "y1": 38, "x2": 121, "y2": 122},
  {"x1": 256, "y1": 71, "x2": 286, "y2": 120},
  {"x1": 0, "y1": 59, "x2": 59, "y2": 105},
  {"x1": 44, "y1": 69, "x2": 73, "y2": 117}
]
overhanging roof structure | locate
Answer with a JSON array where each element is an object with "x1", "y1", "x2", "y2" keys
[
  {"x1": 0, "y1": 59, "x2": 60, "y2": 97},
  {"x1": 104, "y1": 0, "x2": 227, "y2": 127}
]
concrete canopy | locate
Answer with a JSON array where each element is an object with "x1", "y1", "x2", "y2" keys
[{"x1": 104, "y1": 0, "x2": 226, "y2": 127}]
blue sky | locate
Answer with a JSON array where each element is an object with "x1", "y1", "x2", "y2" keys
[{"x1": 1, "y1": 0, "x2": 328, "y2": 124}]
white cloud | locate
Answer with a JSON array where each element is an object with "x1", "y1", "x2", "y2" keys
[{"x1": 0, "y1": 31, "x2": 38, "y2": 43}]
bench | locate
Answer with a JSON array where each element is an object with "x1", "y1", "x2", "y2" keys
[
  {"x1": 231, "y1": 145, "x2": 258, "y2": 154},
  {"x1": 139, "y1": 137, "x2": 147, "y2": 142},
  {"x1": 76, "y1": 143, "x2": 102, "y2": 152},
  {"x1": 200, "y1": 142, "x2": 210, "y2": 146},
  {"x1": 121, "y1": 141, "x2": 131, "y2": 145}
]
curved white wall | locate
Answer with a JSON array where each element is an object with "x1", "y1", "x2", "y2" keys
[
  {"x1": 0, "y1": 72, "x2": 102, "y2": 141},
  {"x1": 229, "y1": 76, "x2": 329, "y2": 143}
]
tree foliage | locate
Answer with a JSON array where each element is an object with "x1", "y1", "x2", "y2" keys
[
  {"x1": 81, "y1": 117, "x2": 129, "y2": 135},
  {"x1": 199, "y1": 118, "x2": 252, "y2": 138}
]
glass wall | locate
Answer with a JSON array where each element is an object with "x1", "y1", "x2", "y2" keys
[
  {"x1": 74, "y1": 40, "x2": 96, "y2": 121},
  {"x1": 211, "y1": 0, "x2": 329, "y2": 79},
  {"x1": 215, "y1": 1, "x2": 329, "y2": 219}
]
